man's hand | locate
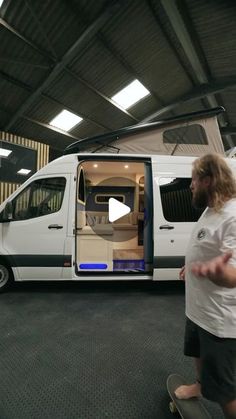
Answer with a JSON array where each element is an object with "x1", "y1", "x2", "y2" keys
[{"x1": 190, "y1": 252, "x2": 236, "y2": 287}]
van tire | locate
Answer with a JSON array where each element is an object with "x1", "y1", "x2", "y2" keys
[{"x1": 0, "y1": 263, "x2": 13, "y2": 292}]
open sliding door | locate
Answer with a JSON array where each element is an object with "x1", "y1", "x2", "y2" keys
[{"x1": 75, "y1": 158, "x2": 152, "y2": 278}]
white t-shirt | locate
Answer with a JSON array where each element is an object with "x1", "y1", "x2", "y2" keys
[{"x1": 185, "y1": 198, "x2": 236, "y2": 338}]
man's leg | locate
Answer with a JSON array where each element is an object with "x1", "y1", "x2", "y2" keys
[
  {"x1": 175, "y1": 319, "x2": 202, "y2": 400},
  {"x1": 175, "y1": 357, "x2": 202, "y2": 399},
  {"x1": 198, "y1": 328, "x2": 236, "y2": 419},
  {"x1": 221, "y1": 399, "x2": 236, "y2": 419}
]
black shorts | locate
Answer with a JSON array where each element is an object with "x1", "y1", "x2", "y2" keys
[{"x1": 184, "y1": 317, "x2": 236, "y2": 405}]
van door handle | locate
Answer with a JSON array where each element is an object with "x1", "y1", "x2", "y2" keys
[
  {"x1": 48, "y1": 224, "x2": 63, "y2": 229},
  {"x1": 159, "y1": 224, "x2": 174, "y2": 230}
]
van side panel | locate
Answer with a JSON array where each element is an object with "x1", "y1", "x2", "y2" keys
[
  {"x1": 152, "y1": 158, "x2": 195, "y2": 281},
  {"x1": 1, "y1": 174, "x2": 72, "y2": 281}
]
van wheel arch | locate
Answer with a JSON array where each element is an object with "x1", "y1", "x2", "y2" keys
[{"x1": 0, "y1": 258, "x2": 14, "y2": 292}]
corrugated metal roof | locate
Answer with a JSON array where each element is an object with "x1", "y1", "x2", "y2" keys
[
  {"x1": 0, "y1": 77, "x2": 30, "y2": 112},
  {"x1": 103, "y1": 1, "x2": 193, "y2": 101},
  {"x1": 187, "y1": 0, "x2": 236, "y2": 78},
  {"x1": 0, "y1": 0, "x2": 235, "y2": 152}
]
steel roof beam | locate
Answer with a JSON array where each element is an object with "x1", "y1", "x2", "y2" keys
[
  {"x1": 0, "y1": 56, "x2": 50, "y2": 69},
  {"x1": 65, "y1": 0, "x2": 141, "y2": 119},
  {"x1": 97, "y1": 32, "x2": 165, "y2": 108},
  {"x1": 140, "y1": 77, "x2": 236, "y2": 123},
  {"x1": 0, "y1": 69, "x2": 33, "y2": 92},
  {"x1": 0, "y1": 106, "x2": 82, "y2": 143},
  {"x1": 221, "y1": 127, "x2": 236, "y2": 136},
  {"x1": 5, "y1": 1, "x2": 126, "y2": 131},
  {"x1": 160, "y1": 0, "x2": 209, "y2": 84},
  {"x1": 159, "y1": 0, "x2": 235, "y2": 149},
  {"x1": 0, "y1": 17, "x2": 54, "y2": 64},
  {"x1": 148, "y1": 0, "x2": 233, "y2": 149},
  {"x1": 0, "y1": 69, "x2": 110, "y2": 131},
  {"x1": 24, "y1": 0, "x2": 58, "y2": 60},
  {"x1": 160, "y1": 0, "x2": 221, "y2": 110},
  {"x1": 64, "y1": 68, "x2": 138, "y2": 122},
  {"x1": 147, "y1": 0, "x2": 197, "y2": 87},
  {"x1": 42, "y1": 94, "x2": 110, "y2": 130},
  {"x1": 22, "y1": 116, "x2": 82, "y2": 141}
]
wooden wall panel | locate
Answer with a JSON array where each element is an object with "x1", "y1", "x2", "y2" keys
[{"x1": 0, "y1": 131, "x2": 49, "y2": 204}]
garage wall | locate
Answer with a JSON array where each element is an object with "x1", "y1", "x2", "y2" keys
[{"x1": 0, "y1": 131, "x2": 49, "y2": 204}]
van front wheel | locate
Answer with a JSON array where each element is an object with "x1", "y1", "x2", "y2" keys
[{"x1": 0, "y1": 263, "x2": 13, "y2": 292}]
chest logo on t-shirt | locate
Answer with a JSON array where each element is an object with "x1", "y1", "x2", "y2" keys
[{"x1": 197, "y1": 228, "x2": 206, "y2": 240}]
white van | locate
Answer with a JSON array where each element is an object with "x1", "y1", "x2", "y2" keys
[{"x1": 0, "y1": 107, "x2": 235, "y2": 291}]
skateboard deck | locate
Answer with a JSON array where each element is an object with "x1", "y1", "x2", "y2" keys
[{"x1": 167, "y1": 374, "x2": 211, "y2": 418}]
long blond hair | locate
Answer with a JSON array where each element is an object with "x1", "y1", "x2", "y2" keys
[{"x1": 193, "y1": 153, "x2": 236, "y2": 211}]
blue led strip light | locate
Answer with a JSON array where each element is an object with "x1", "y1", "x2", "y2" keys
[{"x1": 79, "y1": 263, "x2": 108, "y2": 270}]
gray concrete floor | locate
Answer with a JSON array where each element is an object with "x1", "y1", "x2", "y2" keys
[{"x1": 0, "y1": 281, "x2": 223, "y2": 419}]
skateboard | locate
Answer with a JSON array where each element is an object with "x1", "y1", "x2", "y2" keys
[{"x1": 167, "y1": 374, "x2": 211, "y2": 418}]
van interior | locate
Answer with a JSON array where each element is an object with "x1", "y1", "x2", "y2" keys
[{"x1": 75, "y1": 160, "x2": 152, "y2": 275}]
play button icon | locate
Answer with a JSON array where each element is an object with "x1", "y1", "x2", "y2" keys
[
  {"x1": 85, "y1": 175, "x2": 150, "y2": 243},
  {"x1": 108, "y1": 198, "x2": 131, "y2": 222}
]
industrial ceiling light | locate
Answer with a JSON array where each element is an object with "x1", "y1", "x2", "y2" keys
[
  {"x1": 0, "y1": 147, "x2": 12, "y2": 157},
  {"x1": 111, "y1": 79, "x2": 150, "y2": 109},
  {"x1": 49, "y1": 110, "x2": 83, "y2": 132},
  {"x1": 17, "y1": 169, "x2": 31, "y2": 175}
]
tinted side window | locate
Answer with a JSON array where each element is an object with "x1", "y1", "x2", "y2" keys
[
  {"x1": 160, "y1": 178, "x2": 204, "y2": 222},
  {"x1": 12, "y1": 177, "x2": 66, "y2": 220},
  {"x1": 163, "y1": 124, "x2": 208, "y2": 145}
]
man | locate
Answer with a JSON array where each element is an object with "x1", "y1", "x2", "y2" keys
[{"x1": 176, "y1": 153, "x2": 236, "y2": 419}]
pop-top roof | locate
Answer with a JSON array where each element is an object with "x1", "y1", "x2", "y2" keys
[{"x1": 64, "y1": 107, "x2": 225, "y2": 157}]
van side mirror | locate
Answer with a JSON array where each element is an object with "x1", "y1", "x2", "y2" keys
[{"x1": 0, "y1": 201, "x2": 13, "y2": 222}]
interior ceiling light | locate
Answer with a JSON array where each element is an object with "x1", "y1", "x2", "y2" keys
[
  {"x1": 17, "y1": 169, "x2": 31, "y2": 175},
  {"x1": 111, "y1": 80, "x2": 150, "y2": 109},
  {"x1": 0, "y1": 147, "x2": 12, "y2": 157},
  {"x1": 49, "y1": 110, "x2": 83, "y2": 132}
]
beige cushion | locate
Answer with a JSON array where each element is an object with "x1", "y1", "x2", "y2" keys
[
  {"x1": 86, "y1": 211, "x2": 138, "y2": 226},
  {"x1": 112, "y1": 224, "x2": 137, "y2": 231},
  {"x1": 78, "y1": 225, "x2": 113, "y2": 235},
  {"x1": 113, "y1": 214, "x2": 131, "y2": 224}
]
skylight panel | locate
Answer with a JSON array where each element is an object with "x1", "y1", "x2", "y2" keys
[
  {"x1": 111, "y1": 80, "x2": 150, "y2": 109},
  {"x1": 49, "y1": 110, "x2": 83, "y2": 132},
  {"x1": 17, "y1": 169, "x2": 31, "y2": 175},
  {"x1": 0, "y1": 147, "x2": 12, "y2": 157}
]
